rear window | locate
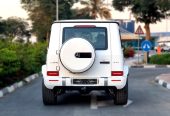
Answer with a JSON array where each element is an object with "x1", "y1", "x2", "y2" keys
[{"x1": 63, "y1": 27, "x2": 108, "y2": 50}]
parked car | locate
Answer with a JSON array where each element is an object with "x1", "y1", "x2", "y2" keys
[
  {"x1": 161, "y1": 45, "x2": 170, "y2": 52},
  {"x1": 155, "y1": 45, "x2": 170, "y2": 52},
  {"x1": 42, "y1": 20, "x2": 129, "y2": 105}
]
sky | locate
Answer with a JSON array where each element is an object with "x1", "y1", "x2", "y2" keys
[
  {"x1": 0, "y1": 0, "x2": 28, "y2": 19},
  {"x1": 0, "y1": 0, "x2": 170, "y2": 33},
  {"x1": 112, "y1": 8, "x2": 170, "y2": 33}
]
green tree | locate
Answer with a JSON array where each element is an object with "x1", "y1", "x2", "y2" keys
[
  {"x1": 0, "y1": 17, "x2": 29, "y2": 39},
  {"x1": 21, "y1": 0, "x2": 76, "y2": 41},
  {"x1": 72, "y1": 0, "x2": 112, "y2": 19},
  {"x1": 113, "y1": 0, "x2": 170, "y2": 63},
  {"x1": 0, "y1": 17, "x2": 5, "y2": 34},
  {"x1": 113, "y1": 0, "x2": 170, "y2": 40},
  {"x1": 4, "y1": 17, "x2": 29, "y2": 38}
]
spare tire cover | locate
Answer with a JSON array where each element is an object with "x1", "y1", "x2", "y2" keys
[{"x1": 60, "y1": 38, "x2": 95, "y2": 73}]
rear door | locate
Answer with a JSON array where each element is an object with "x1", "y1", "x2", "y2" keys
[{"x1": 59, "y1": 22, "x2": 111, "y2": 78}]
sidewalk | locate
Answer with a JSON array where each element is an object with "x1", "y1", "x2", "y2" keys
[
  {"x1": 125, "y1": 56, "x2": 170, "y2": 90},
  {"x1": 155, "y1": 74, "x2": 170, "y2": 89},
  {"x1": 124, "y1": 50, "x2": 157, "y2": 66},
  {"x1": 0, "y1": 73, "x2": 40, "y2": 98},
  {"x1": 124, "y1": 56, "x2": 143, "y2": 66},
  {"x1": 125, "y1": 56, "x2": 170, "y2": 68}
]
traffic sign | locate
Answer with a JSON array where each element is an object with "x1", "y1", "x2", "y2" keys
[
  {"x1": 135, "y1": 25, "x2": 144, "y2": 35},
  {"x1": 141, "y1": 40, "x2": 152, "y2": 52}
]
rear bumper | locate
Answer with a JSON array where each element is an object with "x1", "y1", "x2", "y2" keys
[
  {"x1": 42, "y1": 65, "x2": 129, "y2": 90},
  {"x1": 43, "y1": 77, "x2": 127, "y2": 90}
]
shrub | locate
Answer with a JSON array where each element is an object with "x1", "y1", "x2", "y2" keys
[
  {"x1": 124, "y1": 47, "x2": 135, "y2": 58},
  {"x1": 0, "y1": 48, "x2": 20, "y2": 77},
  {"x1": 0, "y1": 40, "x2": 47, "y2": 88},
  {"x1": 21, "y1": 43, "x2": 47, "y2": 75},
  {"x1": 150, "y1": 53, "x2": 170, "y2": 65}
]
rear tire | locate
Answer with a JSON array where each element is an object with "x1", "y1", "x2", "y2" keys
[
  {"x1": 42, "y1": 82, "x2": 57, "y2": 105},
  {"x1": 114, "y1": 80, "x2": 128, "y2": 105}
]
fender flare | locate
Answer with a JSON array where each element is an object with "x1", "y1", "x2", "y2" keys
[
  {"x1": 42, "y1": 65, "x2": 47, "y2": 79},
  {"x1": 123, "y1": 65, "x2": 129, "y2": 78}
]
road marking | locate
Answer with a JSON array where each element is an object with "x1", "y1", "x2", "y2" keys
[
  {"x1": 25, "y1": 78, "x2": 31, "y2": 82},
  {"x1": 123, "y1": 99, "x2": 133, "y2": 107},
  {"x1": 7, "y1": 86, "x2": 15, "y2": 93},
  {"x1": 31, "y1": 75, "x2": 36, "y2": 80},
  {"x1": 144, "y1": 65, "x2": 155, "y2": 68},
  {"x1": 159, "y1": 80, "x2": 164, "y2": 85},
  {"x1": 17, "y1": 81, "x2": 24, "y2": 87},
  {"x1": 167, "y1": 84, "x2": 170, "y2": 89},
  {"x1": 0, "y1": 91, "x2": 3, "y2": 97},
  {"x1": 98, "y1": 100, "x2": 114, "y2": 107},
  {"x1": 90, "y1": 91, "x2": 133, "y2": 109},
  {"x1": 98, "y1": 99, "x2": 133, "y2": 108},
  {"x1": 90, "y1": 92, "x2": 98, "y2": 109}
]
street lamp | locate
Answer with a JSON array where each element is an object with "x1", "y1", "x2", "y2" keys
[{"x1": 56, "y1": 0, "x2": 59, "y2": 21}]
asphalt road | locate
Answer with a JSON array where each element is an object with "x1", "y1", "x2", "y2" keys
[{"x1": 0, "y1": 68, "x2": 170, "y2": 116}]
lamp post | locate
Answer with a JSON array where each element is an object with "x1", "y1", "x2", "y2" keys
[
  {"x1": 166, "y1": 15, "x2": 168, "y2": 33},
  {"x1": 56, "y1": 0, "x2": 59, "y2": 21},
  {"x1": 165, "y1": 14, "x2": 168, "y2": 45}
]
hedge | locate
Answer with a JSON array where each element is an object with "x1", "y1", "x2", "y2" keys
[
  {"x1": 0, "y1": 40, "x2": 47, "y2": 88},
  {"x1": 124, "y1": 47, "x2": 135, "y2": 58},
  {"x1": 149, "y1": 53, "x2": 170, "y2": 65}
]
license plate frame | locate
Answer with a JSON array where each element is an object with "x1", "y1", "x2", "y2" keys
[{"x1": 72, "y1": 79, "x2": 97, "y2": 85}]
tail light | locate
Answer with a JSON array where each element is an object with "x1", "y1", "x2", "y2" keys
[
  {"x1": 47, "y1": 71, "x2": 59, "y2": 76},
  {"x1": 111, "y1": 71, "x2": 123, "y2": 76}
]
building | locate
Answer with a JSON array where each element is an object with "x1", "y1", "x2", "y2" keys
[
  {"x1": 152, "y1": 32, "x2": 170, "y2": 47},
  {"x1": 117, "y1": 20, "x2": 141, "y2": 49},
  {"x1": 118, "y1": 20, "x2": 170, "y2": 49}
]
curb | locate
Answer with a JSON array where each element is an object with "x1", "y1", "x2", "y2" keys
[
  {"x1": 155, "y1": 77, "x2": 170, "y2": 90},
  {"x1": 0, "y1": 73, "x2": 41, "y2": 98},
  {"x1": 130, "y1": 65, "x2": 170, "y2": 68}
]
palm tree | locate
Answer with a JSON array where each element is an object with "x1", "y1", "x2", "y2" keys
[{"x1": 72, "y1": 0, "x2": 112, "y2": 19}]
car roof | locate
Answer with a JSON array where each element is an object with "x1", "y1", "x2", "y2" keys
[{"x1": 54, "y1": 19, "x2": 119, "y2": 24}]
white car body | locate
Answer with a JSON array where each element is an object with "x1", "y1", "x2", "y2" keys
[
  {"x1": 162, "y1": 45, "x2": 170, "y2": 52},
  {"x1": 42, "y1": 20, "x2": 129, "y2": 105}
]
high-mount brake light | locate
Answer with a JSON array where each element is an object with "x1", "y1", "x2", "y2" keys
[
  {"x1": 74, "y1": 25, "x2": 96, "y2": 28},
  {"x1": 49, "y1": 80, "x2": 59, "y2": 82},
  {"x1": 111, "y1": 80, "x2": 121, "y2": 82},
  {"x1": 111, "y1": 71, "x2": 123, "y2": 76},
  {"x1": 47, "y1": 71, "x2": 59, "y2": 76}
]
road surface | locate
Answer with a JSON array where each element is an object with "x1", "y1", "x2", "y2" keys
[{"x1": 0, "y1": 68, "x2": 170, "y2": 116}]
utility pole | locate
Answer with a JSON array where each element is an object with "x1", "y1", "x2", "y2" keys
[
  {"x1": 56, "y1": 0, "x2": 59, "y2": 21},
  {"x1": 166, "y1": 14, "x2": 168, "y2": 32}
]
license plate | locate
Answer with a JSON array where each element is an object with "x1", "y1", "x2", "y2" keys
[{"x1": 72, "y1": 79, "x2": 97, "y2": 84}]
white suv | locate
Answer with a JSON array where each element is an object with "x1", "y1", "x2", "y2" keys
[
  {"x1": 161, "y1": 45, "x2": 170, "y2": 52},
  {"x1": 42, "y1": 20, "x2": 129, "y2": 105}
]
